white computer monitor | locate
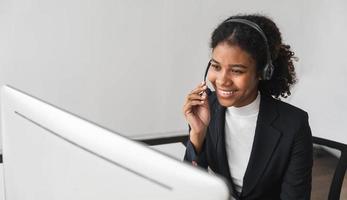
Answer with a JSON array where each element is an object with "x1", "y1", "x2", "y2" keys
[{"x1": 1, "y1": 85, "x2": 230, "y2": 200}]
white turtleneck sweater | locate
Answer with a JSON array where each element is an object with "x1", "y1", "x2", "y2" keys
[{"x1": 224, "y1": 92, "x2": 260, "y2": 193}]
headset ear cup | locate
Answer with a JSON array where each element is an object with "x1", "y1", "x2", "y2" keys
[{"x1": 263, "y1": 63, "x2": 274, "y2": 80}]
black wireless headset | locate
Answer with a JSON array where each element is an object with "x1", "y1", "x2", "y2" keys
[{"x1": 203, "y1": 18, "x2": 274, "y2": 96}]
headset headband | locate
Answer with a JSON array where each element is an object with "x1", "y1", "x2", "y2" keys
[{"x1": 204, "y1": 18, "x2": 274, "y2": 81}]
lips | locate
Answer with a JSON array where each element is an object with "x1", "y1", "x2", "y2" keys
[{"x1": 217, "y1": 89, "x2": 236, "y2": 98}]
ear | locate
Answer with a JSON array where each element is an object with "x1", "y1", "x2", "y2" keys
[{"x1": 257, "y1": 71, "x2": 262, "y2": 80}]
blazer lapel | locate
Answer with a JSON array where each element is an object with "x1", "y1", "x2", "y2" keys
[
  {"x1": 211, "y1": 103, "x2": 232, "y2": 181},
  {"x1": 241, "y1": 95, "x2": 282, "y2": 196}
]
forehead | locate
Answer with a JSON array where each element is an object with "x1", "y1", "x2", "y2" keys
[{"x1": 211, "y1": 42, "x2": 255, "y2": 67}]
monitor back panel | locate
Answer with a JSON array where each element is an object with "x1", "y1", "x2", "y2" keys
[{"x1": 1, "y1": 86, "x2": 229, "y2": 200}]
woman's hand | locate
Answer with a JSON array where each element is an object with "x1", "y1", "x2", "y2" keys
[{"x1": 183, "y1": 82, "x2": 210, "y2": 153}]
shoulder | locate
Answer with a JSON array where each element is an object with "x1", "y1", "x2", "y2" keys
[
  {"x1": 269, "y1": 96, "x2": 308, "y2": 120},
  {"x1": 262, "y1": 95, "x2": 309, "y2": 133}
]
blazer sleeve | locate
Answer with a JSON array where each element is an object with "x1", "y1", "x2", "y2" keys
[
  {"x1": 184, "y1": 93, "x2": 217, "y2": 169},
  {"x1": 280, "y1": 112, "x2": 313, "y2": 200},
  {"x1": 183, "y1": 125, "x2": 208, "y2": 169}
]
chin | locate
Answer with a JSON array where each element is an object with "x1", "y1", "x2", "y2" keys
[{"x1": 216, "y1": 97, "x2": 238, "y2": 107}]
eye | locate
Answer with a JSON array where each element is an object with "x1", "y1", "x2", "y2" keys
[
  {"x1": 231, "y1": 69, "x2": 244, "y2": 74},
  {"x1": 210, "y1": 64, "x2": 221, "y2": 71}
]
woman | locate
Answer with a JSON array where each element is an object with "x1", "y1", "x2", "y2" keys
[{"x1": 183, "y1": 14, "x2": 313, "y2": 200}]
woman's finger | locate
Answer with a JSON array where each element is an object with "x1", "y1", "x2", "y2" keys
[
  {"x1": 183, "y1": 100, "x2": 205, "y2": 115},
  {"x1": 187, "y1": 93, "x2": 207, "y2": 101},
  {"x1": 190, "y1": 82, "x2": 207, "y2": 95}
]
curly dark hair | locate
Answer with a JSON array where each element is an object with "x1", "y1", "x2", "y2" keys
[{"x1": 210, "y1": 14, "x2": 297, "y2": 98}]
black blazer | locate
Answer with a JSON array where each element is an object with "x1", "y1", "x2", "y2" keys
[{"x1": 184, "y1": 92, "x2": 313, "y2": 200}]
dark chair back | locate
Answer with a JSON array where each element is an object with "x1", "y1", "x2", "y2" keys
[{"x1": 312, "y1": 136, "x2": 347, "y2": 200}]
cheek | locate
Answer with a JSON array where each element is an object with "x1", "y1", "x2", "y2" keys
[
  {"x1": 207, "y1": 72, "x2": 217, "y2": 85},
  {"x1": 242, "y1": 77, "x2": 259, "y2": 91},
  {"x1": 206, "y1": 72, "x2": 217, "y2": 89},
  {"x1": 231, "y1": 75, "x2": 256, "y2": 90}
]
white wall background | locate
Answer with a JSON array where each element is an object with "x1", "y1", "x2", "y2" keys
[{"x1": 0, "y1": 0, "x2": 346, "y2": 152}]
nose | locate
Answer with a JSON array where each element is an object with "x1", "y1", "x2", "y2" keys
[{"x1": 216, "y1": 69, "x2": 232, "y2": 87}]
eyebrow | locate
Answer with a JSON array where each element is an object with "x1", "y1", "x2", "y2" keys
[{"x1": 210, "y1": 58, "x2": 248, "y2": 69}]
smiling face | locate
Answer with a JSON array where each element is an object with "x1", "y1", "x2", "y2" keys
[{"x1": 208, "y1": 42, "x2": 260, "y2": 107}]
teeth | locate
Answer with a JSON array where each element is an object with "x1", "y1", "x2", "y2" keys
[{"x1": 220, "y1": 90, "x2": 234, "y2": 95}]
